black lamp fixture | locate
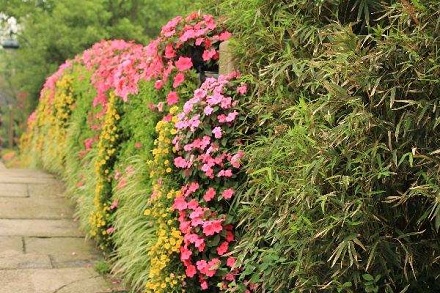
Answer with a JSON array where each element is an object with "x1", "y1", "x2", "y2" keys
[
  {"x1": 189, "y1": 45, "x2": 219, "y2": 86},
  {"x1": 2, "y1": 31, "x2": 19, "y2": 49}
]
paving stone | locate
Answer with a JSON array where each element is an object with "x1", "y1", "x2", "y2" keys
[
  {"x1": 0, "y1": 219, "x2": 84, "y2": 237},
  {"x1": 0, "y1": 163, "x2": 119, "y2": 292},
  {"x1": 0, "y1": 183, "x2": 28, "y2": 197},
  {"x1": 0, "y1": 268, "x2": 113, "y2": 293},
  {"x1": 0, "y1": 197, "x2": 74, "y2": 219},
  {"x1": 28, "y1": 181, "x2": 66, "y2": 198},
  {"x1": 26, "y1": 237, "x2": 101, "y2": 267},
  {"x1": 0, "y1": 250, "x2": 52, "y2": 269},
  {"x1": 0, "y1": 236, "x2": 23, "y2": 253}
]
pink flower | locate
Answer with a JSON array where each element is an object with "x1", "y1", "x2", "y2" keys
[
  {"x1": 134, "y1": 142, "x2": 142, "y2": 149},
  {"x1": 173, "y1": 72, "x2": 185, "y2": 88},
  {"x1": 237, "y1": 84, "x2": 248, "y2": 95},
  {"x1": 216, "y1": 241, "x2": 229, "y2": 255},
  {"x1": 188, "y1": 182, "x2": 200, "y2": 193},
  {"x1": 204, "y1": 105, "x2": 214, "y2": 115},
  {"x1": 218, "y1": 169, "x2": 233, "y2": 178},
  {"x1": 222, "y1": 188, "x2": 235, "y2": 200},
  {"x1": 202, "y1": 49, "x2": 218, "y2": 61},
  {"x1": 110, "y1": 200, "x2": 119, "y2": 210},
  {"x1": 226, "y1": 257, "x2": 236, "y2": 268},
  {"x1": 220, "y1": 97, "x2": 232, "y2": 109},
  {"x1": 173, "y1": 196, "x2": 188, "y2": 211},
  {"x1": 212, "y1": 127, "x2": 222, "y2": 139},
  {"x1": 200, "y1": 279, "x2": 208, "y2": 290},
  {"x1": 226, "y1": 230, "x2": 235, "y2": 242},
  {"x1": 154, "y1": 80, "x2": 163, "y2": 89},
  {"x1": 181, "y1": 246, "x2": 192, "y2": 260},
  {"x1": 187, "y1": 199, "x2": 200, "y2": 210},
  {"x1": 167, "y1": 91, "x2": 179, "y2": 105},
  {"x1": 217, "y1": 114, "x2": 227, "y2": 123},
  {"x1": 175, "y1": 56, "x2": 193, "y2": 71},
  {"x1": 186, "y1": 264, "x2": 197, "y2": 278},
  {"x1": 194, "y1": 88, "x2": 207, "y2": 99},
  {"x1": 196, "y1": 259, "x2": 208, "y2": 272},
  {"x1": 225, "y1": 273, "x2": 236, "y2": 281},
  {"x1": 207, "y1": 93, "x2": 223, "y2": 105},
  {"x1": 203, "y1": 187, "x2": 216, "y2": 202},
  {"x1": 180, "y1": 29, "x2": 197, "y2": 42},
  {"x1": 219, "y1": 31, "x2": 232, "y2": 41},
  {"x1": 165, "y1": 44, "x2": 176, "y2": 59},
  {"x1": 84, "y1": 138, "x2": 94, "y2": 150},
  {"x1": 226, "y1": 111, "x2": 239, "y2": 122},
  {"x1": 106, "y1": 227, "x2": 115, "y2": 234},
  {"x1": 202, "y1": 219, "x2": 223, "y2": 236},
  {"x1": 231, "y1": 150, "x2": 244, "y2": 168},
  {"x1": 180, "y1": 220, "x2": 191, "y2": 234},
  {"x1": 174, "y1": 156, "x2": 189, "y2": 168}
]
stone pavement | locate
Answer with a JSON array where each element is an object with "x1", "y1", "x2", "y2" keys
[{"x1": 0, "y1": 161, "x2": 121, "y2": 293}]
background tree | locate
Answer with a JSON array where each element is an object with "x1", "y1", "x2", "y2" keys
[{"x1": 0, "y1": 0, "x2": 192, "y2": 147}]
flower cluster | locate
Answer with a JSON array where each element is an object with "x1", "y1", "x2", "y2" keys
[
  {"x1": 171, "y1": 74, "x2": 248, "y2": 290},
  {"x1": 144, "y1": 106, "x2": 185, "y2": 292},
  {"x1": 90, "y1": 92, "x2": 121, "y2": 251},
  {"x1": 144, "y1": 12, "x2": 232, "y2": 111}
]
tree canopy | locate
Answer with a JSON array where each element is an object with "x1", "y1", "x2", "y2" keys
[{"x1": 0, "y1": 0, "x2": 192, "y2": 110}]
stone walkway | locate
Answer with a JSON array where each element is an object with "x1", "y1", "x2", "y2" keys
[{"x1": 0, "y1": 161, "x2": 120, "y2": 293}]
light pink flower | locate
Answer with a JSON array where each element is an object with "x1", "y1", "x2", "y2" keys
[
  {"x1": 212, "y1": 127, "x2": 222, "y2": 139},
  {"x1": 204, "y1": 105, "x2": 214, "y2": 115}
]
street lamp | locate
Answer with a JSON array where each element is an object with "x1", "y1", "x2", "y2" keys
[{"x1": 1, "y1": 31, "x2": 19, "y2": 49}]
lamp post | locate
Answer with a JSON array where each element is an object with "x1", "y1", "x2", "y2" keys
[{"x1": 1, "y1": 30, "x2": 20, "y2": 148}]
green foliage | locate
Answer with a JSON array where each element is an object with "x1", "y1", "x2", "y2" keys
[
  {"x1": 201, "y1": 0, "x2": 440, "y2": 292},
  {"x1": 95, "y1": 259, "x2": 111, "y2": 275},
  {"x1": 110, "y1": 81, "x2": 159, "y2": 291},
  {"x1": 0, "y1": 0, "x2": 193, "y2": 130}
]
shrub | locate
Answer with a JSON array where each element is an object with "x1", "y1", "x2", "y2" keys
[{"x1": 200, "y1": 0, "x2": 440, "y2": 292}]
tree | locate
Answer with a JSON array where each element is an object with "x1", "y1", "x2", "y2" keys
[{"x1": 0, "y1": 0, "x2": 192, "y2": 143}]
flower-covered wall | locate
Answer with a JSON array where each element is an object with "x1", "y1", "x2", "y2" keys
[{"x1": 20, "y1": 12, "x2": 251, "y2": 293}]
